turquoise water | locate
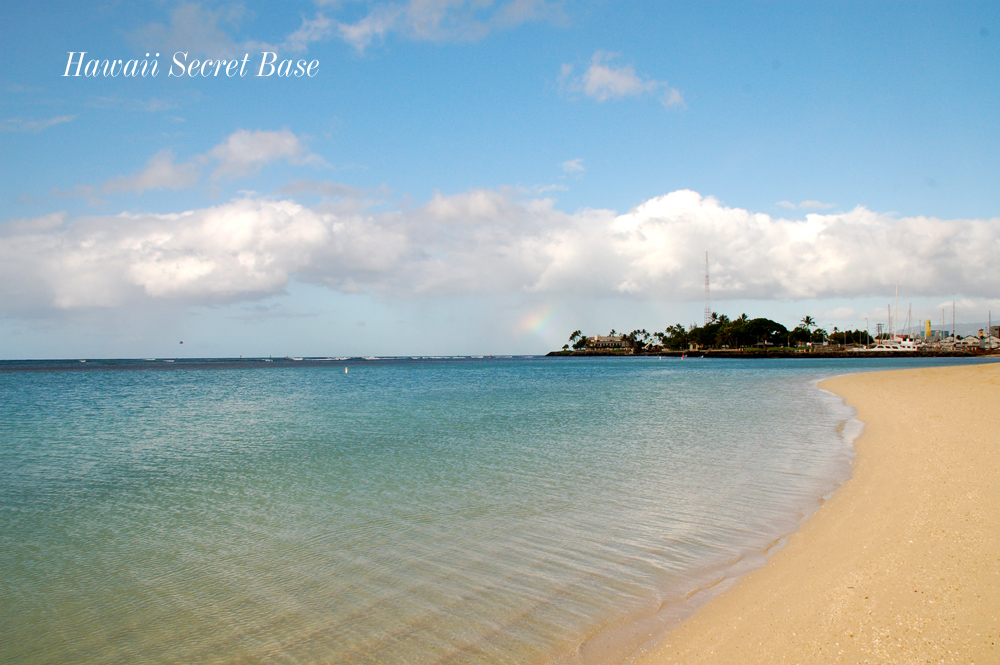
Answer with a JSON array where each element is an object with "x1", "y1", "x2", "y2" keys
[{"x1": 0, "y1": 356, "x2": 984, "y2": 663}]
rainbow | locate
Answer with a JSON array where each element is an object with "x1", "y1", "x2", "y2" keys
[{"x1": 516, "y1": 303, "x2": 557, "y2": 338}]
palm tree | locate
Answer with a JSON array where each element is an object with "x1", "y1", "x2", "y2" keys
[
  {"x1": 801, "y1": 315, "x2": 816, "y2": 331},
  {"x1": 568, "y1": 330, "x2": 582, "y2": 343}
]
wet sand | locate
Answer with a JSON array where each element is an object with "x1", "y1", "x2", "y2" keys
[{"x1": 634, "y1": 362, "x2": 1000, "y2": 664}]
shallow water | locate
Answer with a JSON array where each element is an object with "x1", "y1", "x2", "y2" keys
[{"x1": 0, "y1": 356, "x2": 984, "y2": 663}]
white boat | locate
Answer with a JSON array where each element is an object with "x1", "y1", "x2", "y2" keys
[{"x1": 861, "y1": 341, "x2": 919, "y2": 352}]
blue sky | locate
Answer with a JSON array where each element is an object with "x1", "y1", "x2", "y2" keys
[{"x1": 1, "y1": 1, "x2": 998, "y2": 358}]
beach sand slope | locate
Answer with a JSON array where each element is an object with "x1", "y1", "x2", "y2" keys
[{"x1": 636, "y1": 363, "x2": 1000, "y2": 664}]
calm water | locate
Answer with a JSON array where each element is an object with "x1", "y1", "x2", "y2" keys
[{"x1": 0, "y1": 356, "x2": 984, "y2": 664}]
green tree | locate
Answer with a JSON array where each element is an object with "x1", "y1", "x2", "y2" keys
[
  {"x1": 625, "y1": 329, "x2": 651, "y2": 352},
  {"x1": 744, "y1": 318, "x2": 788, "y2": 347},
  {"x1": 790, "y1": 325, "x2": 812, "y2": 345},
  {"x1": 662, "y1": 324, "x2": 690, "y2": 350}
]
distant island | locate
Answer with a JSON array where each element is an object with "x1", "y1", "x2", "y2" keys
[{"x1": 551, "y1": 313, "x2": 1000, "y2": 357}]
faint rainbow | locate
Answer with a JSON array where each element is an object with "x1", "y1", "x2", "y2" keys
[{"x1": 516, "y1": 303, "x2": 557, "y2": 337}]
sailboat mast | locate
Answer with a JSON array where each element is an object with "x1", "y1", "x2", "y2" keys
[{"x1": 893, "y1": 283, "x2": 898, "y2": 340}]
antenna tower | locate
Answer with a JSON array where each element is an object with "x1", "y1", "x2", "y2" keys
[{"x1": 704, "y1": 252, "x2": 711, "y2": 325}]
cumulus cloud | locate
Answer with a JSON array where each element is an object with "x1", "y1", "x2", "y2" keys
[
  {"x1": 0, "y1": 199, "x2": 330, "y2": 310},
  {"x1": 561, "y1": 158, "x2": 585, "y2": 174},
  {"x1": 208, "y1": 129, "x2": 324, "y2": 180},
  {"x1": 3, "y1": 189, "x2": 998, "y2": 314},
  {"x1": 103, "y1": 150, "x2": 200, "y2": 195},
  {"x1": 336, "y1": 0, "x2": 565, "y2": 52},
  {"x1": 561, "y1": 51, "x2": 683, "y2": 106}
]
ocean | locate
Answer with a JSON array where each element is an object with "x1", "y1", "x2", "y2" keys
[{"x1": 0, "y1": 356, "x2": 982, "y2": 664}]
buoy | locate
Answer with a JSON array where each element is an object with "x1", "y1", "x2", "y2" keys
[{"x1": 345, "y1": 367, "x2": 348, "y2": 374}]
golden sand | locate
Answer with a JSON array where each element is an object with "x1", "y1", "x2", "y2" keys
[{"x1": 634, "y1": 362, "x2": 1000, "y2": 664}]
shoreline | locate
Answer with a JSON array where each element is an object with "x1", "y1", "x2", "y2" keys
[
  {"x1": 632, "y1": 361, "x2": 1000, "y2": 663},
  {"x1": 548, "y1": 349, "x2": 991, "y2": 359}
]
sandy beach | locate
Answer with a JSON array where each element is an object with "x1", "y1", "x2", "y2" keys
[{"x1": 635, "y1": 362, "x2": 1000, "y2": 664}]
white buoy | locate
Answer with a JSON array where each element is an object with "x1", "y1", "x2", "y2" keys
[{"x1": 345, "y1": 367, "x2": 348, "y2": 374}]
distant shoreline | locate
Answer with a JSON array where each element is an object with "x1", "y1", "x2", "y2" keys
[{"x1": 546, "y1": 348, "x2": 991, "y2": 359}]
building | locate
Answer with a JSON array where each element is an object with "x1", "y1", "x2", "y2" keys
[
  {"x1": 586, "y1": 334, "x2": 626, "y2": 350},
  {"x1": 958, "y1": 336, "x2": 984, "y2": 349}
]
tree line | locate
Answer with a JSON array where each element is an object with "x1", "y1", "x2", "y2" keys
[{"x1": 565, "y1": 313, "x2": 875, "y2": 352}]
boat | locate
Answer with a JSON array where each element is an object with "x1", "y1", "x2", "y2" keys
[{"x1": 859, "y1": 341, "x2": 919, "y2": 352}]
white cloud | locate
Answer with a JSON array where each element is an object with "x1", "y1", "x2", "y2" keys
[
  {"x1": 128, "y1": 1, "x2": 560, "y2": 58},
  {"x1": 337, "y1": 6, "x2": 401, "y2": 52},
  {"x1": 86, "y1": 96, "x2": 176, "y2": 112},
  {"x1": 1, "y1": 115, "x2": 76, "y2": 133},
  {"x1": 662, "y1": 87, "x2": 686, "y2": 108},
  {"x1": 279, "y1": 179, "x2": 366, "y2": 198},
  {"x1": 799, "y1": 200, "x2": 836, "y2": 210},
  {"x1": 561, "y1": 51, "x2": 681, "y2": 105},
  {"x1": 3, "y1": 189, "x2": 999, "y2": 314},
  {"x1": 777, "y1": 199, "x2": 837, "y2": 210},
  {"x1": 50, "y1": 184, "x2": 103, "y2": 207},
  {"x1": 103, "y1": 150, "x2": 200, "y2": 195},
  {"x1": 62, "y1": 130, "x2": 321, "y2": 201},
  {"x1": 0, "y1": 199, "x2": 330, "y2": 310},
  {"x1": 336, "y1": 0, "x2": 564, "y2": 52},
  {"x1": 282, "y1": 13, "x2": 337, "y2": 52},
  {"x1": 129, "y1": 2, "x2": 247, "y2": 57},
  {"x1": 208, "y1": 129, "x2": 323, "y2": 180},
  {"x1": 561, "y1": 158, "x2": 585, "y2": 174}
]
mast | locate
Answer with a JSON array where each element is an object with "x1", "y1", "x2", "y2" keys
[
  {"x1": 893, "y1": 283, "x2": 898, "y2": 340},
  {"x1": 704, "y1": 251, "x2": 711, "y2": 326}
]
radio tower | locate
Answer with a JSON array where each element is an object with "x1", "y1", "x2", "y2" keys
[{"x1": 704, "y1": 251, "x2": 711, "y2": 325}]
